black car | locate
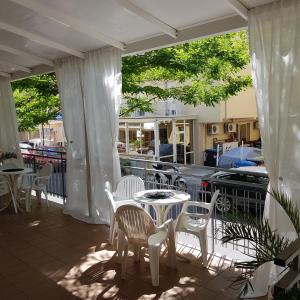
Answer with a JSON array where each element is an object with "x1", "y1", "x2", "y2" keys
[{"x1": 200, "y1": 167, "x2": 269, "y2": 214}]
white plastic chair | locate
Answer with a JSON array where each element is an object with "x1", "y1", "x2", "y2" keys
[
  {"x1": 175, "y1": 189, "x2": 220, "y2": 267},
  {"x1": 115, "y1": 175, "x2": 145, "y2": 201},
  {"x1": 105, "y1": 186, "x2": 139, "y2": 244},
  {"x1": 21, "y1": 163, "x2": 53, "y2": 211},
  {"x1": 0, "y1": 176, "x2": 17, "y2": 213},
  {"x1": 115, "y1": 205, "x2": 176, "y2": 286},
  {"x1": 2, "y1": 158, "x2": 21, "y2": 168}
]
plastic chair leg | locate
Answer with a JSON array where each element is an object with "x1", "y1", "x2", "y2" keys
[
  {"x1": 149, "y1": 245, "x2": 160, "y2": 286},
  {"x1": 121, "y1": 242, "x2": 128, "y2": 279},
  {"x1": 117, "y1": 229, "x2": 125, "y2": 264},
  {"x1": 44, "y1": 189, "x2": 49, "y2": 207},
  {"x1": 25, "y1": 189, "x2": 32, "y2": 212},
  {"x1": 199, "y1": 230, "x2": 208, "y2": 267},
  {"x1": 11, "y1": 194, "x2": 18, "y2": 214},
  {"x1": 133, "y1": 245, "x2": 141, "y2": 262},
  {"x1": 109, "y1": 216, "x2": 116, "y2": 245}
]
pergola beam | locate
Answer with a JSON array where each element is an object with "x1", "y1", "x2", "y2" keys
[
  {"x1": 0, "y1": 44, "x2": 53, "y2": 66},
  {"x1": 0, "y1": 59, "x2": 31, "y2": 73},
  {"x1": 0, "y1": 71, "x2": 11, "y2": 78},
  {"x1": 125, "y1": 15, "x2": 247, "y2": 55},
  {"x1": 115, "y1": 0, "x2": 177, "y2": 38},
  {"x1": 0, "y1": 20, "x2": 84, "y2": 58},
  {"x1": 227, "y1": 0, "x2": 248, "y2": 21},
  {"x1": 9, "y1": 0, "x2": 126, "y2": 51}
]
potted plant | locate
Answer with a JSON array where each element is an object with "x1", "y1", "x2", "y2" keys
[{"x1": 222, "y1": 189, "x2": 300, "y2": 296}]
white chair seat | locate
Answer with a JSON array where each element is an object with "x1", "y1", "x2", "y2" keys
[{"x1": 181, "y1": 215, "x2": 207, "y2": 231}]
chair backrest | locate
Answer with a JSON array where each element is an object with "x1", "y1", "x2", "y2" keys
[
  {"x1": 38, "y1": 163, "x2": 53, "y2": 177},
  {"x1": 207, "y1": 189, "x2": 220, "y2": 218},
  {"x1": 115, "y1": 175, "x2": 145, "y2": 201},
  {"x1": 104, "y1": 188, "x2": 116, "y2": 215},
  {"x1": 104, "y1": 181, "x2": 112, "y2": 192},
  {"x1": 115, "y1": 205, "x2": 156, "y2": 245},
  {"x1": 181, "y1": 189, "x2": 220, "y2": 221},
  {"x1": 2, "y1": 158, "x2": 20, "y2": 168}
]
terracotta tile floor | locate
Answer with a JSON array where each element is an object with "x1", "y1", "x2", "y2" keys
[{"x1": 0, "y1": 198, "x2": 268, "y2": 300}]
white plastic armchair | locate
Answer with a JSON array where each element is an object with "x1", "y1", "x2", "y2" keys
[
  {"x1": 0, "y1": 177, "x2": 17, "y2": 213},
  {"x1": 115, "y1": 175, "x2": 145, "y2": 201},
  {"x1": 105, "y1": 186, "x2": 138, "y2": 245},
  {"x1": 175, "y1": 189, "x2": 220, "y2": 267},
  {"x1": 21, "y1": 163, "x2": 52, "y2": 211},
  {"x1": 115, "y1": 205, "x2": 176, "y2": 287}
]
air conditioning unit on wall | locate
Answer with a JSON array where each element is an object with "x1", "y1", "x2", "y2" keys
[
  {"x1": 224, "y1": 123, "x2": 237, "y2": 133},
  {"x1": 207, "y1": 124, "x2": 220, "y2": 135}
]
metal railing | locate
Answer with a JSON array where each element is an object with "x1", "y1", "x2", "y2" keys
[
  {"x1": 19, "y1": 148, "x2": 268, "y2": 255},
  {"x1": 20, "y1": 147, "x2": 67, "y2": 202},
  {"x1": 120, "y1": 156, "x2": 269, "y2": 256}
]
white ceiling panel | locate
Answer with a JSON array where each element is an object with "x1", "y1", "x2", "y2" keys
[
  {"x1": 37, "y1": 0, "x2": 159, "y2": 43},
  {"x1": 0, "y1": 0, "x2": 277, "y2": 79},
  {"x1": 129, "y1": 0, "x2": 234, "y2": 29},
  {"x1": 240, "y1": 0, "x2": 276, "y2": 9}
]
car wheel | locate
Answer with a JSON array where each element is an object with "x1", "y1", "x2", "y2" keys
[{"x1": 216, "y1": 195, "x2": 232, "y2": 213}]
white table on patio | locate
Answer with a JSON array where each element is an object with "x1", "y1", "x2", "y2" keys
[
  {"x1": 134, "y1": 189, "x2": 190, "y2": 225},
  {"x1": 0, "y1": 166, "x2": 33, "y2": 213}
]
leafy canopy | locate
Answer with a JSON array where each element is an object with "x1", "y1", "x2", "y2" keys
[
  {"x1": 121, "y1": 30, "x2": 251, "y2": 116},
  {"x1": 11, "y1": 30, "x2": 251, "y2": 129},
  {"x1": 11, "y1": 74, "x2": 60, "y2": 131}
]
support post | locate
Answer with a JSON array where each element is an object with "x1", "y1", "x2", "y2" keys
[
  {"x1": 154, "y1": 120, "x2": 160, "y2": 161},
  {"x1": 125, "y1": 122, "x2": 129, "y2": 153},
  {"x1": 172, "y1": 119, "x2": 177, "y2": 163}
]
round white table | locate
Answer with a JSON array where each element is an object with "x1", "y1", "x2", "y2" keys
[
  {"x1": 0, "y1": 167, "x2": 33, "y2": 213},
  {"x1": 134, "y1": 189, "x2": 190, "y2": 225}
]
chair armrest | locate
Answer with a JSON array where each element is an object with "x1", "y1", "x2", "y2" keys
[
  {"x1": 148, "y1": 231, "x2": 168, "y2": 247},
  {"x1": 183, "y1": 201, "x2": 211, "y2": 211},
  {"x1": 33, "y1": 175, "x2": 49, "y2": 186}
]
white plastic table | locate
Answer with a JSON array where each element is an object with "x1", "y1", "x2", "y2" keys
[
  {"x1": 0, "y1": 167, "x2": 33, "y2": 213},
  {"x1": 134, "y1": 189, "x2": 190, "y2": 225}
]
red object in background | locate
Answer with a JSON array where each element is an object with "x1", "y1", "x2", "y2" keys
[{"x1": 201, "y1": 181, "x2": 209, "y2": 188}]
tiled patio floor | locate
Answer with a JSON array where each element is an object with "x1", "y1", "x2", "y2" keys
[{"x1": 0, "y1": 198, "x2": 268, "y2": 300}]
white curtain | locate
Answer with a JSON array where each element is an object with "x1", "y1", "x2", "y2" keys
[
  {"x1": 0, "y1": 78, "x2": 21, "y2": 159},
  {"x1": 247, "y1": 0, "x2": 300, "y2": 297},
  {"x1": 55, "y1": 47, "x2": 122, "y2": 224}
]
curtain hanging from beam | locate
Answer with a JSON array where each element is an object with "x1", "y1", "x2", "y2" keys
[
  {"x1": 55, "y1": 47, "x2": 122, "y2": 224},
  {"x1": 247, "y1": 0, "x2": 300, "y2": 297}
]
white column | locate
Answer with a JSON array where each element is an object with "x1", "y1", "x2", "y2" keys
[
  {"x1": 0, "y1": 78, "x2": 22, "y2": 163},
  {"x1": 154, "y1": 120, "x2": 160, "y2": 161},
  {"x1": 125, "y1": 122, "x2": 129, "y2": 153},
  {"x1": 172, "y1": 119, "x2": 177, "y2": 163}
]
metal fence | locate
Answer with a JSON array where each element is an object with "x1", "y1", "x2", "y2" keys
[
  {"x1": 20, "y1": 148, "x2": 268, "y2": 256},
  {"x1": 21, "y1": 148, "x2": 67, "y2": 202},
  {"x1": 120, "y1": 156, "x2": 269, "y2": 256}
]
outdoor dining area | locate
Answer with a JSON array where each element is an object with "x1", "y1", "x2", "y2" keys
[
  {"x1": 0, "y1": 167, "x2": 245, "y2": 300},
  {"x1": 1, "y1": 0, "x2": 300, "y2": 299}
]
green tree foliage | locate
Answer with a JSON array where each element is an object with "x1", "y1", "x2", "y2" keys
[
  {"x1": 121, "y1": 30, "x2": 252, "y2": 116},
  {"x1": 11, "y1": 73, "x2": 60, "y2": 131},
  {"x1": 12, "y1": 31, "x2": 251, "y2": 128}
]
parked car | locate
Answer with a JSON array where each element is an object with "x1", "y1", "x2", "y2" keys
[
  {"x1": 35, "y1": 146, "x2": 66, "y2": 172},
  {"x1": 218, "y1": 147, "x2": 263, "y2": 168},
  {"x1": 200, "y1": 166, "x2": 269, "y2": 214},
  {"x1": 19, "y1": 143, "x2": 34, "y2": 159}
]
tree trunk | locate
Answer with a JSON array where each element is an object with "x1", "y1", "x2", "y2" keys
[{"x1": 42, "y1": 123, "x2": 45, "y2": 146}]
